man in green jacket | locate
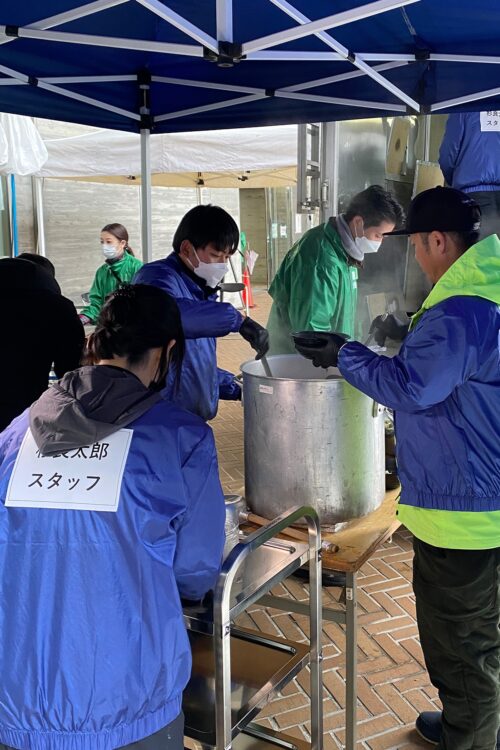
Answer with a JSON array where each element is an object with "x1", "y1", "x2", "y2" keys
[{"x1": 267, "y1": 185, "x2": 404, "y2": 354}]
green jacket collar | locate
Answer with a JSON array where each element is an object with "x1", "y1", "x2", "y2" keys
[{"x1": 411, "y1": 234, "x2": 500, "y2": 328}]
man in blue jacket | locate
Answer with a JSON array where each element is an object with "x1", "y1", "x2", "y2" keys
[
  {"x1": 295, "y1": 187, "x2": 500, "y2": 750},
  {"x1": 439, "y1": 111, "x2": 500, "y2": 238},
  {"x1": 134, "y1": 205, "x2": 269, "y2": 421}
]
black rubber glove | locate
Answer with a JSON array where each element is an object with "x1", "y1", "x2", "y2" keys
[
  {"x1": 239, "y1": 317, "x2": 270, "y2": 360},
  {"x1": 369, "y1": 312, "x2": 410, "y2": 346},
  {"x1": 293, "y1": 332, "x2": 349, "y2": 369}
]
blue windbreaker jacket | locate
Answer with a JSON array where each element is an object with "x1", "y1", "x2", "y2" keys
[
  {"x1": 338, "y1": 234, "x2": 500, "y2": 515},
  {"x1": 439, "y1": 112, "x2": 500, "y2": 193},
  {"x1": 134, "y1": 255, "x2": 243, "y2": 421},
  {"x1": 0, "y1": 398, "x2": 225, "y2": 750}
]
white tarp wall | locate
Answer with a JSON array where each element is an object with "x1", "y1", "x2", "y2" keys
[{"x1": 37, "y1": 125, "x2": 297, "y2": 184}]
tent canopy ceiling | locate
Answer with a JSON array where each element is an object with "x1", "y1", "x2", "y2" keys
[{"x1": 0, "y1": 1, "x2": 499, "y2": 134}]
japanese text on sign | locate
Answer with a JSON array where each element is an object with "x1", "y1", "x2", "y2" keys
[
  {"x1": 6, "y1": 429, "x2": 133, "y2": 512},
  {"x1": 480, "y1": 111, "x2": 500, "y2": 132}
]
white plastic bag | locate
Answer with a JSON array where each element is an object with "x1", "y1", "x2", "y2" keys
[{"x1": 0, "y1": 114, "x2": 48, "y2": 175}]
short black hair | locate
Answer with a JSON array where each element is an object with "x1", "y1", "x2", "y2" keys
[
  {"x1": 344, "y1": 185, "x2": 404, "y2": 229},
  {"x1": 172, "y1": 204, "x2": 239, "y2": 255},
  {"x1": 17, "y1": 252, "x2": 56, "y2": 278}
]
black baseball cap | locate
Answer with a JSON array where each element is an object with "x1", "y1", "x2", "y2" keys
[{"x1": 384, "y1": 186, "x2": 481, "y2": 236}]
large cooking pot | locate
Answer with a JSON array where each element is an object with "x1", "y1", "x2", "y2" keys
[{"x1": 241, "y1": 354, "x2": 385, "y2": 526}]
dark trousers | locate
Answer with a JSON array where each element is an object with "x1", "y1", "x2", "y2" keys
[
  {"x1": 0, "y1": 712, "x2": 184, "y2": 750},
  {"x1": 467, "y1": 190, "x2": 500, "y2": 239},
  {"x1": 413, "y1": 538, "x2": 500, "y2": 750}
]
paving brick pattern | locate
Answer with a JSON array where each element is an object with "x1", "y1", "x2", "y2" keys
[{"x1": 212, "y1": 290, "x2": 440, "y2": 749}]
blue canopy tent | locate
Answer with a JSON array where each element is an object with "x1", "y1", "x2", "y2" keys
[{"x1": 1, "y1": 0, "x2": 499, "y2": 259}]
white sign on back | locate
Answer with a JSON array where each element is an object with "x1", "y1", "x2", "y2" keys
[
  {"x1": 6, "y1": 428, "x2": 133, "y2": 512},
  {"x1": 480, "y1": 111, "x2": 500, "y2": 132}
]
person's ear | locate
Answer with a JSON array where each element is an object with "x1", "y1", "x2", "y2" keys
[{"x1": 429, "y1": 231, "x2": 446, "y2": 255}]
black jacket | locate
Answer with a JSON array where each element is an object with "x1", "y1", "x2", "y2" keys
[{"x1": 0, "y1": 259, "x2": 85, "y2": 431}]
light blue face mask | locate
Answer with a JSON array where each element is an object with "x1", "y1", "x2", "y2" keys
[{"x1": 101, "y1": 243, "x2": 122, "y2": 260}]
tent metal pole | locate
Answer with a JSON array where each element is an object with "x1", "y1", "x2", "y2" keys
[
  {"x1": 283, "y1": 61, "x2": 409, "y2": 92},
  {"x1": 217, "y1": 0, "x2": 233, "y2": 42},
  {"x1": 135, "y1": 0, "x2": 218, "y2": 51},
  {"x1": 0, "y1": 0, "x2": 129, "y2": 49},
  {"x1": 139, "y1": 71, "x2": 153, "y2": 264},
  {"x1": 431, "y1": 85, "x2": 500, "y2": 112},
  {"x1": 140, "y1": 128, "x2": 152, "y2": 263},
  {"x1": 155, "y1": 93, "x2": 266, "y2": 122},
  {"x1": 152, "y1": 75, "x2": 261, "y2": 94},
  {"x1": 276, "y1": 90, "x2": 407, "y2": 112},
  {"x1": 32, "y1": 177, "x2": 46, "y2": 257},
  {"x1": 0, "y1": 27, "x2": 202, "y2": 58}
]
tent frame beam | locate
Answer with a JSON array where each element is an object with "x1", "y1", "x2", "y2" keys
[
  {"x1": 242, "y1": 0, "x2": 420, "y2": 55},
  {"x1": 268, "y1": 0, "x2": 420, "y2": 111},
  {"x1": 0, "y1": 26, "x2": 203, "y2": 57},
  {"x1": 135, "y1": 0, "x2": 218, "y2": 52},
  {"x1": 431, "y1": 85, "x2": 500, "y2": 112}
]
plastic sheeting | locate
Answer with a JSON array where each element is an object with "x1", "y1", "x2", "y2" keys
[
  {"x1": 0, "y1": 114, "x2": 48, "y2": 175},
  {"x1": 37, "y1": 125, "x2": 297, "y2": 186}
]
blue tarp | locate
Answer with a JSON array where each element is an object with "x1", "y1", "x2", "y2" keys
[{"x1": 0, "y1": 1, "x2": 499, "y2": 133}]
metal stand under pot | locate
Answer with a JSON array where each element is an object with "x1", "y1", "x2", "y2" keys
[{"x1": 182, "y1": 505, "x2": 323, "y2": 750}]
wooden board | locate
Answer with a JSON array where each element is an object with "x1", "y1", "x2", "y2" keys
[
  {"x1": 321, "y1": 489, "x2": 401, "y2": 573},
  {"x1": 241, "y1": 489, "x2": 402, "y2": 574}
]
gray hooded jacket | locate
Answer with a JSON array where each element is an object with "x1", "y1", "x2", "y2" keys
[{"x1": 30, "y1": 365, "x2": 161, "y2": 455}]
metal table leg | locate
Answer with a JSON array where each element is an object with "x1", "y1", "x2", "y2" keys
[{"x1": 344, "y1": 571, "x2": 358, "y2": 750}]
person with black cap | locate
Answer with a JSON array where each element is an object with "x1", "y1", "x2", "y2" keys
[{"x1": 294, "y1": 186, "x2": 500, "y2": 750}]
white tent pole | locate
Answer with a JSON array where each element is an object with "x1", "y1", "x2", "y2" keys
[
  {"x1": 431, "y1": 86, "x2": 500, "y2": 112},
  {"x1": 283, "y1": 61, "x2": 409, "y2": 92},
  {"x1": 0, "y1": 62, "x2": 140, "y2": 120},
  {"x1": 247, "y1": 51, "x2": 345, "y2": 61},
  {"x1": 135, "y1": 0, "x2": 218, "y2": 52},
  {"x1": 242, "y1": 0, "x2": 420, "y2": 55},
  {"x1": 217, "y1": 0, "x2": 233, "y2": 42},
  {"x1": 155, "y1": 93, "x2": 266, "y2": 122},
  {"x1": 0, "y1": 0, "x2": 129, "y2": 48},
  {"x1": 140, "y1": 129, "x2": 152, "y2": 263},
  {"x1": 139, "y1": 73, "x2": 152, "y2": 264},
  {"x1": 152, "y1": 76, "x2": 261, "y2": 94},
  {"x1": 0, "y1": 27, "x2": 202, "y2": 58},
  {"x1": 276, "y1": 90, "x2": 407, "y2": 112},
  {"x1": 32, "y1": 177, "x2": 46, "y2": 257}
]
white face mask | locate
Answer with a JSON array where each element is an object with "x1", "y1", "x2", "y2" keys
[
  {"x1": 353, "y1": 220, "x2": 382, "y2": 255},
  {"x1": 189, "y1": 248, "x2": 228, "y2": 288},
  {"x1": 101, "y1": 243, "x2": 122, "y2": 260},
  {"x1": 354, "y1": 236, "x2": 381, "y2": 255}
]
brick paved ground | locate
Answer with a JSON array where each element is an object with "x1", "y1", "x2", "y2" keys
[{"x1": 212, "y1": 289, "x2": 440, "y2": 749}]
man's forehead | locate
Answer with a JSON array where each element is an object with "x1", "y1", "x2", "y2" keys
[{"x1": 199, "y1": 242, "x2": 230, "y2": 254}]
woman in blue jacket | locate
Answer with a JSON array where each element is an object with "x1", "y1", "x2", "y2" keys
[{"x1": 0, "y1": 284, "x2": 225, "y2": 750}]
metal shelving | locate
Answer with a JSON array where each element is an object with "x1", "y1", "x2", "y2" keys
[{"x1": 183, "y1": 505, "x2": 323, "y2": 750}]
